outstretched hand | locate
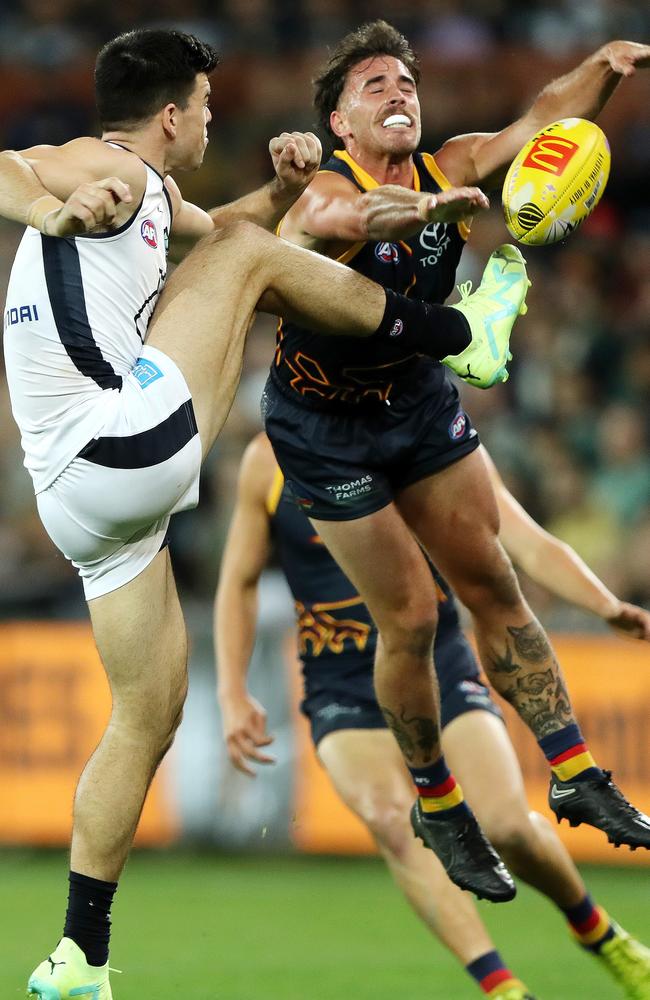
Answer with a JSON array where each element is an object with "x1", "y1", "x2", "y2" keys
[
  {"x1": 607, "y1": 601, "x2": 650, "y2": 641},
  {"x1": 221, "y1": 691, "x2": 276, "y2": 777},
  {"x1": 44, "y1": 177, "x2": 133, "y2": 236},
  {"x1": 602, "y1": 41, "x2": 650, "y2": 77},
  {"x1": 417, "y1": 186, "x2": 490, "y2": 225},
  {"x1": 270, "y1": 131, "x2": 322, "y2": 195}
]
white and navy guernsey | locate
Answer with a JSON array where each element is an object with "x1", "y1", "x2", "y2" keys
[{"x1": 3, "y1": 151, "x2": 179, "y2": 493}]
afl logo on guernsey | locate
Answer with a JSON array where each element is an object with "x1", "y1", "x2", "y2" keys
[
  {"x1": 375, "y1": 242, "x2": 400, "y2": 264},
  {"x1": 141, "y1": 219, "x2": 158, "y2": 248},
  {"x1": 449, "y1": 410, "x2": 467, "y2": 440}
]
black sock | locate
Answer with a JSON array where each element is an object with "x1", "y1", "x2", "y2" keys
[
  {"x1": 372, "y1": 288, "x2": 471, "y2": 359},
  {"x1": 63, "y1": 870, "x2": 118, "y2": 967}
]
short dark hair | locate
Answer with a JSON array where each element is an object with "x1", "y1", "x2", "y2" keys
[
  {"x1": 313, "y1": 20, "x2": 420, "y2": 145},
  {"x1": 95, "y1": 29, "x2": 219, "y2": 130}
]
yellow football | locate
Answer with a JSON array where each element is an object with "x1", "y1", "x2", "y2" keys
[{"x1": 502, "y1": 118, "x2": 610, "y2": 245}]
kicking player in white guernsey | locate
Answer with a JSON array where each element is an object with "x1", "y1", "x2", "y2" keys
[{"x1": 0, "y1": 26, "x2": 520, "y2": 999}]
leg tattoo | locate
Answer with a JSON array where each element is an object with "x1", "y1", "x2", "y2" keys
[
  {"x1": 380, "y1": 705, "x2": 440, "y2": 765},
  {"x1": 485, "y1": 621, "x2": 575, "y2": 738}
]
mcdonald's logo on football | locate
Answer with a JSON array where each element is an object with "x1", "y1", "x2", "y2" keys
[{"x1": 522, "y1": 135, "x2": 580, "y2": 176}]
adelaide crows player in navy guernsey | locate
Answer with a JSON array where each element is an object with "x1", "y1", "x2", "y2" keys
[
  {"x1": 263, "y1": 19, "x2": 650, "y2": 898},
  {"x1": 216, "y1": 433, "x2": 650, "y2": 1000}
]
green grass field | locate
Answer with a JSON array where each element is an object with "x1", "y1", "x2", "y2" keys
[{"x1": 2, "y1": 851, "x2": 649, "y2": 999}]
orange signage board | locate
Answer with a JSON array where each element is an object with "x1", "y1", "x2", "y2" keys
[
  {"x1": 291, "y1": 634, "x2": 650, "y2": 865},
  {"x1": 0, "y1": 622, "x2": 178, "y2": 845}
]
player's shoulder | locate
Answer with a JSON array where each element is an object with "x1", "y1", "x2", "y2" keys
[
  {"x1": 433, "y1": 132, "x2": 494, "y2": 186},
  {"x1": 239, "y1": 433, "x2": 278, "y2": 502},
  {"x1": 24, "y1": 136, "x2": 148, "y2": 193}
]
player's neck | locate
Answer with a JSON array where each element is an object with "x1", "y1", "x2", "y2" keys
[
  {"x1": 342, "y1": 144, "x2": 415, "y2": 188},
  {"x1": 101, "y1": 129, "x2": 166, "y2": 176}
]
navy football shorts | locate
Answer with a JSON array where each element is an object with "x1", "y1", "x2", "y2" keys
[
  {"x1": 263, "y1": 367, "x2": 479, "y2": 521},
  {"x1": 303, "y1": 676, "x2": 503, "y2": 749}
]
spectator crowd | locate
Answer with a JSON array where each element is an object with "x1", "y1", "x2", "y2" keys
[{"x1": 0, "y1": 0, "x2": 648, "y2": 628}]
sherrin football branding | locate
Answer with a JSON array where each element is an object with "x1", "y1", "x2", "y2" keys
[{"x1": 502, "y1": 118, "x2": 611, "y2": 245}]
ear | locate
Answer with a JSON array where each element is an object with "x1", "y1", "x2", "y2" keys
[
  {"x1": 330, "y1": 109, "x2": 350, "y2": 140},
  {"x1": 161, "y1": 103, "x2": 178, "y2": 140}
]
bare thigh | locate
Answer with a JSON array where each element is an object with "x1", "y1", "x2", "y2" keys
[
  {"x1": 310, "y1": 503, "x2": 438, "y2": 634},
  {"x1": 146, "y1": 227, "x2": 265, "y2": 457},
  {"x1": 397, "y1": 448, "x2": 521, "y2": 611},
  {"x1": 318, "y1": 729, "x2": 414, "y2": 829}
]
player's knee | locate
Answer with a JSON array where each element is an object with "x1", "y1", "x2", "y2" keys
[
  {"x1": 204, "y1": 218, "x2": 266, "y2": 252},
  {"x1": 482, "y1": 809, "x2": 534, "y2": 858},
  {"x1": 379, "y1": 605, "x2": 438, "y2": 660},
  {"x1": 457, "y1": 553, "x2": 522, "y2": 615},
  {"x1": 357, "y1": 795, "x2": 413, "y2": 856}
]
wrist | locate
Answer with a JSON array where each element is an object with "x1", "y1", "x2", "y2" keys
[
  {"x1": 269, "y1": 174, "x2": 300, "y2": 205},
  {"x1": 600, "y1": 594, "x2": 622, "y2": 621},
  {"x1": 27, "y1": 194, "x2": 63, "y2": 233},
  {"x1": 417, "y1": 193, "x2": 437, "y2": 223},
  {"x1": 217, "y1": 682, "x2": 248, "y2": 701}
]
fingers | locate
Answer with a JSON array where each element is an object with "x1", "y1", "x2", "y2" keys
[
  {"x1": 95, "y1": 176, "x2": 133, "y2": 204},
  {"x1": 439, "y1": 186, "x2": 490, "y2": 210},
  {"x1": 59, "y1": 177, "x2": 133, "y2": 234},
  {"x1": 271, "y1": 131, "x2": 321, "y2": 171},
  {"x1": 226, "y1": 718, "x2": 276, "y2": 777}
]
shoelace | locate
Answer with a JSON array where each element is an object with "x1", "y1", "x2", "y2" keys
[
  {"x1": 456, "y1": 280, "x2": 473, "y2": 302},
  {"x1": 599, "y1": 771, "x2": 645, "y2": 819}
]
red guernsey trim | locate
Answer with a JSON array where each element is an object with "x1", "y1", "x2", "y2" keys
[
  {"x1": 419, "y1": 776, "x2": 457, "y2": 798},
  {"x1": 481, "y1": 969, "x2": 512, "y2": 992},
  {"x1": 550, "y1": 743, "x2": 587, "y2": 766}
]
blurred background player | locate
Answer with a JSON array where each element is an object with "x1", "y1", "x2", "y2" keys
[
  {"x1": 263, "y1": 20, "x2": 650, "y2": 889},
  {"x1": 216, "y1": 431, "x2": 650, "y2": 1000},
  {"x1": 1, "y1": 25, "x2": 508, "y2": 999}
]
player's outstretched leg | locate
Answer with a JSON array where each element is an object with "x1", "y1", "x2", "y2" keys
[
  {"x1": 307, "y1": 504, "x2": 515, "y2": 904},
  {"x1": 397, "y1": 447, "x2": 650, "y2": 852},
  {"x1": 28, "y1": 938, "x2": 112, "y2": 999},
  {"x1": 442, "y1": 244, "x2": 531, "y2": 388},
  {"x1": 444, "y1": 708, "x2": 650, "y2": 998},
  {"x1": 319, "y1": 730, "x2": 534, "y2": 995}
]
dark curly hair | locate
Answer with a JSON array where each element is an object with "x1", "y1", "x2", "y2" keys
[
  {"x1": 96, "y1": 29, "x2": 219, "y2": 130},
  {"x1": 313, "y1": 20, "x2": 420, "y2": 146}
]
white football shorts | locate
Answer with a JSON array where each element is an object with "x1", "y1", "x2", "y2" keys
[{"x1": 36, "y1": 345, "x2": 202, "y2": 600}]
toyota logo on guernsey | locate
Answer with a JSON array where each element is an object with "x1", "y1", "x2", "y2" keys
[
  {"x1": 375, "y1": 242, "x2": 400, "y2": 264},
  {"x1": 141, "y1": 219, "x2": 158, "y2": 248},
  {"x1": 449, "y1": 411, "x2": 467, "y2": 440}
]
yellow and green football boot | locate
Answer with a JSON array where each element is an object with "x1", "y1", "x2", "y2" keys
[
  {"x1": 27, "y1": 937, "x2": 113, "y2": 999},
  {"x1": 594, "y1": 922, "x2": 650, "y2": 999},
  {"x1": 443, "y1": 244, "x2": 530, "y2": 389}
]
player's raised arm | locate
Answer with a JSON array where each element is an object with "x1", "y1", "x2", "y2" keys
[
  {"x1": 0, "y1": 141, "x2": 139, "y2": 236},
  {"x1": 437, "y1": 40, "x2": 650, "y2": 191},
  {"x1": 215, "y1": 435, "x2": 279, "y2": 776},
  {"x1": 481, "y1": 446, "x2": 650, "y2": 641},
  {"x1": 280, "y1": 167, "x2": 488, "y2": 251},
  {"x1": 169, "y1": 130, "x2": 323, "y2": 244}
]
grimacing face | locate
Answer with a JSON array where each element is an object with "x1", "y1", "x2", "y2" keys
[{"x1": 331, "y1": 55, "x2": 422, "y2": 158}]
